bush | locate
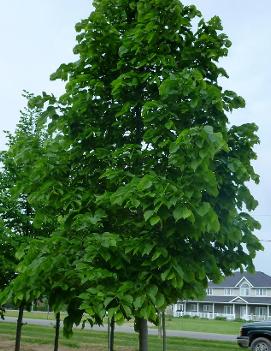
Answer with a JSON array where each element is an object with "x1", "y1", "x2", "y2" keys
[
  {"x1": 234, "y1": 318, "x2": 247, "y2": 322},
  {"x1": 215, "y1": 316, "x2": 227, "y2": 321}
]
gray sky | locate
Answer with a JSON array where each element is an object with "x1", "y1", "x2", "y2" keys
[{"x1": 0, "y1": 1, "x2": 270, "y2": 273}]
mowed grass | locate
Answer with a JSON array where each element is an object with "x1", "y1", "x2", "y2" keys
[
  {"x1": 5, "y1": 310, "x2": 242, "y2": 335},
  {"x1": 0, "y1": 322, "x2": 239, "y2": 351},
  {"x1": 5, "y1": 310, "x2": 67, "y2": 321},
  {"x1": 163, "y1": 317, "x2": 243, "y2": 335}
]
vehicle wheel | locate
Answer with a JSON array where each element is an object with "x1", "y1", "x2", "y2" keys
[{"x1": 251, "y1": 337, "x2": 271, "y2": 351}]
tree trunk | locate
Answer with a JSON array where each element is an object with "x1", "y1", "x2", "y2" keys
[
  {"x1": 107, "y1": 317, "x2": 110, "y2": 351},
  {"x1": 47, "y1": 304, "x2": 50, "y2": 320},
  {"x1": 109, "y1": 317, "x2": 115, "y2": 351},
  {"x1": 158, "y1": 312, "x2": 162, "y2": 338},
  {"x1": 138, "y1": 318, "x2": 148, "y2": 351},
  {"x1": 54, "y1": 312, "x2": 61, "y2": 351},
  {"x1": 14, "y1": 304, "x2": 24, "y2": 351},
  {"x1": 162, "y1": 311, "x2": 166, "y2": 351}
]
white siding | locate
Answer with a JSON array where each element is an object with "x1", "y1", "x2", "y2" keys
[{"x1": 211, "y1": 287, "x2": 271, "y2": 297}]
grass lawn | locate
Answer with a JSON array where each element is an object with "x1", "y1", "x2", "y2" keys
[
  {"x1": 163, "y1": 316, "x2": 243, "y2": 335},
  {"x1": 5, "y1": 310, "x2": 243, "y2": 336},
  {"x1": 0, "y1": 322, "x2": 238, "y2": 351},
  {"x1": 5, "y1": 309, "x2": 67, "y2": 320},
  {"x1": 6, "y1": 311, "x2": 243, "y2": 336}
]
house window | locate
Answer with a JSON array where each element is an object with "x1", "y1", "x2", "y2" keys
[
  {"x1": 255, "y1": 307, "x2": 267, "y2": 316},
  {"x1": 203, "y1": 304, "x2": 212, "y2": 312},
  {"x1": 190, "y1": 304, "x2": 197, "y2": 312},
  {"x1": 256, "y1": 288, "x2": 267, "y2": 296},
  {"x1": 206, "y1": 288, "x2": 213, "y2": 296},
  {"x1": 224, "y1": 305, "x2": 233, "y2": 315},
  {"x1": 240, "y1": 283, "x2": 250, "y2": 296},
  {"x1": 224, "y1": 288, "x2": 233, "y2": 296},
  {"x1": 177, "y1": 303, "x2": 184, "y2": 311}
]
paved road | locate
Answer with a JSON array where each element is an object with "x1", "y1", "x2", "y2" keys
[{"x1": 0, "y1": 317, "x2": 236, "y2": 342}]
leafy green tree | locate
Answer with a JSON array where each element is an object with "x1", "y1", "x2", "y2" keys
[
  {"x1": 0, "y1": 116, "x2": 35, "y2": 297},
  {"x1": 0, "y1": 226, "x2": 17, "y2": 291},
  {"x1": 13, "y1": 1, "x2": 263, "y2": 350},
  {"x1": 0, "y1": 100, "x2": 53, "y2": 351},
  {"x1": 2, "y1": 235, "x2": 83, "y2": 350},
  {"x1": 0, "y1": 107, "x2": 38, "y2": 295}
]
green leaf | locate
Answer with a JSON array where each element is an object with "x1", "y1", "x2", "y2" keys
[
  {"x1": 147, "y1": 285, "x2": 158, "y2": 298},
  {"x1": 156, "y1": 293, "x2": 165, "y2": 308},
  {"x1": 142, "y1": 243, "x2": 154, "y2": 256},
  {"x1": 152, "y1": 249, "x2": 162, "y2": 261},
  {"x1": 15, "y1": 245, "x2": 26, "y2": 260},
  {"x1": 173, "y1": 206, "x2": 192, "y2": 222},
  {"x1": 197, "y1": 202, "x2": 211, "y2": 217},
  {"x1": 122, "y1": 304, "x2": 132, "y2": 317},
  {"x1": 119, "y1": 46, "x2": 128, "y2": 57},
  {"x1": 169, "y1": 142, "x2": 179, "y2": 154},
  {"x1": 161, "y1": 268, "x2": 171, "y2": 281},
  {"x1": 137, "y1": 176, "x2": 153, "y2": 191},
  {"x1": 165, "y1": 120, "x2": 174, "y2": 130},
  {"x1": 150, "y1": 215, "x2": 160, "y2": 226},
  {"x1": 144, "y1": 210, "x2": 154, "y2": 222},
  {"x1": 134, "y1": 295, "x2": 145, "y2": 309}
]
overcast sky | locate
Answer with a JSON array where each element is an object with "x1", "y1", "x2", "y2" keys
[{"x1": 0, "y1": 1, "x2": 270, "y2": 274}]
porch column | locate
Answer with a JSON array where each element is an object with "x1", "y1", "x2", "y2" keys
[
  {"x1": 184, "y1": 301, "x2": 186, "y2": 314},
  {"x1": 233, "y1": 304, "x2": 235, "y2": 319},
  {"x1": 246, "y1": 304, "x2": 248, "y2": 319},
  {"x1": 197, "y1": 302, "x2": 199, "y2": 317},
  {"x1": 172, "y1": 304, "x2": 177, "y2": 317},
  {"x1": 213, "y1": 303, "x2": 215, "y2": 319}
]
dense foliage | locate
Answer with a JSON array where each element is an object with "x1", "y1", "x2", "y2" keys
[{"x1": 0, "y1": 0, "x2": 262, "y2": 348}]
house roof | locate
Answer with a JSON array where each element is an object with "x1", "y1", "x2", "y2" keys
[
  {"x1": 202, "y1": 296, "x2": 234, "y2": 303},
  {"x1": 185, "y1": 296, "x2": 271, "y2": 305},
  {"x1": 208, "y1": 271, "x2": 271, "y2": 288},
  {"x1": 242, "y1": 297, "x2": 271, "y2": 304}
]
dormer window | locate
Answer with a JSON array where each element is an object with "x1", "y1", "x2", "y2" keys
[
  {"x1": 240, "y1": 283, "x2": 250, "y2": 296},
  {"x1": 206, "y1": 288, "x2": 213, "y2": 296},
  {"x1": 224, "y1": 288, "x2": 233, "y2": 296},
  {"x1": 256, "y1": 288, "x2": 267, "y2": 296}
]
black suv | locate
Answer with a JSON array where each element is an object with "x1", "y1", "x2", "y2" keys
[{"x1": 237, "y1": 321, "x2": 271, "y2": 350}]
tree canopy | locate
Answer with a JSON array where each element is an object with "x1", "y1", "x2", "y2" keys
[{"x1": 0, "y1": 0, "x2": 263, "y2": 348}]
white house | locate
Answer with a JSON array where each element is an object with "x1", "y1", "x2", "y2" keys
[{"x1": 172, "y1": 271, "x2": 271, "y2": 321}]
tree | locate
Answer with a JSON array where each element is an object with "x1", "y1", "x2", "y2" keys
[
  {"x1": 0, "y1": 119, "x2": 33, "y2": 296},
  {"x1": 0, "y1": 225, "x2": 17, "y2": 291},
  {"x1": 0, "y1": 99, "x2": 54, "y2": 351},
  {"x1": 12, "y1": 1, "x2": 262, "y2": 350}
]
